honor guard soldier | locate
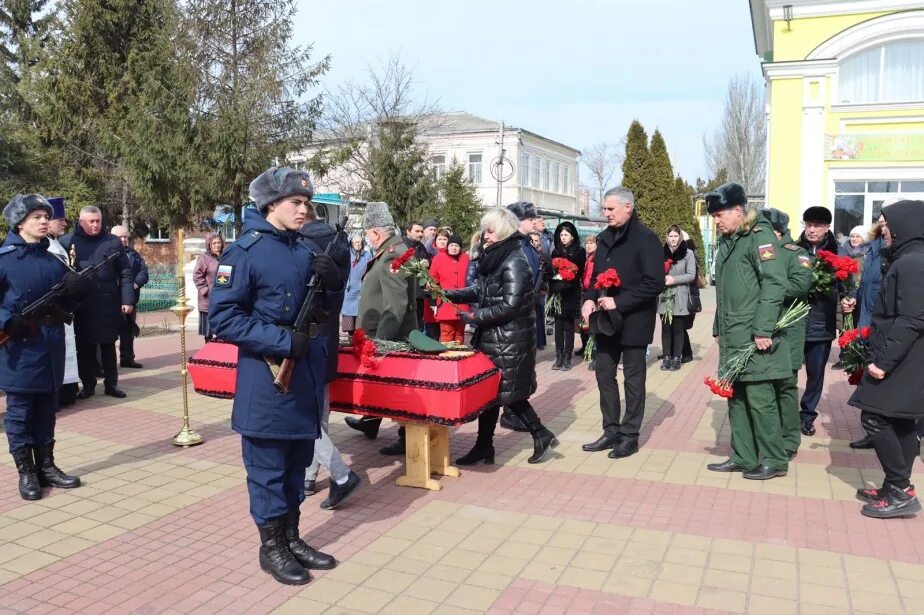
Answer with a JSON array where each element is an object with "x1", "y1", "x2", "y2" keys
[
  {"x1": 208, "y1": 167, "x2": 340, "y2": 585},
  {"x1": 705, "y1": 183, "x2": 792, "y2": 480},
  {"x1": 1, "y1": 194, "x2": 86, "y2": 499},
  {"x1": 761, "y1": 208, "x2": 812, "y2": 459}
]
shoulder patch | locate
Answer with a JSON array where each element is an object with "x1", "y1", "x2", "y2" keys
[
  {"x1": 235, "y1": 231, "x2": 263, "y2": 251},
  {"x1": 798, "y1": 255, "x2": 812, "y2": 269},
  {"x1": 0, "y1": 246, "x2": 16, "y2": 256},
  {"x1": 215, "y1": 264, "x2": 233, "y2": 287},
  {"x1": 758, "y1": 243, "x2": 777, "y2": 261},
  {"x1": 782, "y1": 243, "x2": 801, "y2": 252}
]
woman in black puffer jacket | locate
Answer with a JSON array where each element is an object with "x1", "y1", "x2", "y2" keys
[
  {"x1": 445, "y1": 209, "x2": 558, "y2": 466},
  {"x1": 548, "y1": 221, "x2": 585, "y2": 371}
]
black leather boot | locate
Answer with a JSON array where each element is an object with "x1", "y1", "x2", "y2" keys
[
  {"x1": 511, "y1": 405, "x2": 558, "y2": 464},
  {"x1": 12, "y1": 449, "x2": 41, "y2": 500},
  {"x1": 500, "y1": 408, "x2": 529, "y2": 432},
  {"x1": 456, "y1": 410, "x2": 498, "y2": 465},
  {"x1": 551, "y1": 350, "x2": 563, "y2": 370},
  {"x1": 283, "y1": 511, "x2": 337, "y2": 569},
  {"x1": 258, "y1": 516, "x2": 311, "y2": 585},
  {"x1": 34, "y1": 443, "x2": 80, "y2": 489},
  {"x1": 561, "y1": 355, "x2": 573, "y2": 371},
  {"x1": 660, "y1": 358, "x2": 671, "y2": 371}
]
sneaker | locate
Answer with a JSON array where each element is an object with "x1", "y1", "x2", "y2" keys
[
  {"x1": 856, "y1": 486, "x2": 885, "y2": 504},
  {"x1": 861, "y1": 485, "x2": 922, "y2": 519}
]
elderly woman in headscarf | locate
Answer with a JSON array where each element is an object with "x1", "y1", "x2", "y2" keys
[
  {"x1": 341, "y1": 233, "x2": 371, "y2": 335},
  {"x1": 193, "y1": 232, "x2": 225, "y2": 341}
]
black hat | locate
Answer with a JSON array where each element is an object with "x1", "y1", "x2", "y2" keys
[
  {"x1": 47, "y1": 197, "x2": 66, "y2": 221},
  {"x1": 705, "y1": 183, "x2": 747, "y2": 214},
  {"x1": 422, "y1": 218, "x2": 438, "y2": 230},
  {"x1": 802, "y1": 206, "x2": 832, "y2": 225},
  {"x1": 249, "y1": 167, "x2": 314, "y2": 212},
  {"x1": 506, "y1": 201, "x2": 538, "y2": 221},
  {"x1": 761, "y1": 208, "x2": 790, "y2": 235},
  {"x1": 589, "y1": 309, "x2": 623, "y2": 337},
  {"x1": 447, "y1": 234, "x2": 463, "y2": 247},
  {"x1": 3, "y1": 194, "x2": 53, "y2": 229}
]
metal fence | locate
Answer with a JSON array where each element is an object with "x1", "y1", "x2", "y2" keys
[{"x1": 137, "y1": 273, "x2": 179, "y2": 312}]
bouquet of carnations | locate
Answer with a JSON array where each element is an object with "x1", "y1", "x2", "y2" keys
[
  {"x1": 594, "y1": 268, "x2": 621, "y2": 290},
  {"x1": 390, "y1": 248, "x2": 461, "y2": 315},
  {"x1": 838, "y1": 325, "x2": 872, "y2": 385},
  {"x1": 812, "y1": 250, "x2": 859, "y2": 296},
  {"x1": 704, "y1": 301, "x2": 811, "y2": 398},
  {"x1": 545, "y1": 257, "x2": 579, "y2": 316},
  {"x1": 350, "y1": 328, "x2": 418, "y2": 369},
  {"x1": 661, "y1": 259, "x2": 675, "y2": 325}
]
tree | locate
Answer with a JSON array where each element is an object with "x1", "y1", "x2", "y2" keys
[
  {"x1": 636, "y1": 129, "x2": 675, "y2": 240},
  {"x1": 694, "y1": 168, "x2": 729, "y2": 195},
  {"x1": 620, "y1": 120, "x2": 651, "y2": 208},
  {"x1": 364, "y1": 118, "x2": 435, "y2": 227},
  {"x1": 703, "y1": 74, "x2": 767, "y2": 195},
  {"x1": 582, "y1": 141, "x2": 623, "y2": 212},
  {"x1": 187, "y1": 0, "x2": 329, "y2": 231},
  {"x1": 428, "y1": 162, "x2": 483, "y2": 243}
]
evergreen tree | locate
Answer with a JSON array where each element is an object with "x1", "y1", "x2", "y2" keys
[
  {"x1": 620, "y1": 120, "x2": 650, "y2": 207},
  {"x1": 636, "y1": 129, "x2": 675, "y2": 240},
  {"x1": 187, "y1": 0, "x2": 329, "y2": 232},
  {"x1": 364, "y1": 118, "x2": 436, "y2": 226},
  {"x1": 428, "y1": 162, "x2": 483, "y2": 243}
]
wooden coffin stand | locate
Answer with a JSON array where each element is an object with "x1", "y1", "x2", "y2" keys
[{"x1": 188, "y1": 341, "x2": 501, "y2": 491}]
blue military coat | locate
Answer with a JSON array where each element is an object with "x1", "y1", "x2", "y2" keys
[
  {"x1": 0, "y1": 233, "x2": 68, "y2": 394},
  {"x1": 208, "y1": 211, "x2": 325, "y2": 440}
]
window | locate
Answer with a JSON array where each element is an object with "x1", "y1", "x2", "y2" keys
[
  {"x1": 532, "y1": 156, "x2": 541, "y2": 188},
  {"x1": 552, "y1": 162, "x2": 560, "y2": 192},
  {"x1": 430, "y1": 154, "x2": 446, "y2": 181},
  {"x1": 145, "y1": 224, "x2": 170, "y2": 243},
  {"x1": 563, "y1": 166, "x2": 571, "y2": 195},
  {"x1": 219, "y1": 224, "x2": 238, "y2": 242},
  {"x1": 832, "y1": 179, "x2": 924, "y2": 239},
  {"x1": 542, "y1": 160, "x2": 550, "y2": 191},
  {"x1": 521, "y1": 152, "x2": 531, "y2": 187},
  {"x1": 838, "y1": 39, "x2": 924, "y2": 103},
  {"x1": 467, "y1": 153, "x2": 483, "y2": 184}
]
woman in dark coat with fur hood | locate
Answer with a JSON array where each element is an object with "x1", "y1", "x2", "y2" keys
[
  {"x1": 548, "y1": 221, "x2": 585, "y2": 370},
  {"x1": 445, "y1": 209, "x2": 558, "y2": 466},
  {"x1": 848, "y1": 200, "x2": 924, "y2": 519}
]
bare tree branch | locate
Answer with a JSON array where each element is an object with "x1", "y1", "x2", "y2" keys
[
  {"x1": 703, "y1": 74, "x2": 767, "y2": 194},
  {"x1": 581, "y1": 140, "x2": 624, "y2": 208}
]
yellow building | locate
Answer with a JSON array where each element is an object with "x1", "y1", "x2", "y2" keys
[{"x1": 751, "y1": 0, "x2": 924, "y2": 240}]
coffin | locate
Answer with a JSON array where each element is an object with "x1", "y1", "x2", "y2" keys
[{"x1": 188, "y1": 341, "x2": 501, "y2": 425}]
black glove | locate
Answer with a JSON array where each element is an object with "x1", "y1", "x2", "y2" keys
[
  {"x1": 62, "y1": 271, "x2": 89, "y2": 300},
  {"x1": 311, "y1": 253, "x2": 341, "y2": 290},
  {"x1": 3, "y1": 315, "x2": 28, "y2": 338},
  {"x1": 289, "y1": 331, "x2": 309, "y2": 360},
  {"x1": 459, "y1": 311, "x2": 475, "y2": 325}
]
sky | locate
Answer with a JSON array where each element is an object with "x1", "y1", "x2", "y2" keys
[{"x1": 293, "y1": 0, "x2": 763, "y2": 186}]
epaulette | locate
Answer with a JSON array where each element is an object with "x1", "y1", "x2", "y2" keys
[
  {"x1": 782, "y1": 243, "x2": 801, "y2": 252},
  {"x1": 0, "y1": 246, "x2": 17, "y2": 256},
  {"x1": 235, "y1": 231, "x2": 263, "y2": 251}
]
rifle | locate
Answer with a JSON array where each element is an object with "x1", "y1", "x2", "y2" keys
[
  {"x1": 0, "y1": 250, "x2": 120, "y2": 348},
  {"x1": 268, "y1": 216, "x2": 348, "y2": 393}
]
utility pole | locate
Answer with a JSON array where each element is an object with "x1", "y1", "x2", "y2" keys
[{"x1": 495, "y1": 122, "x2": 505, "y2": 208}]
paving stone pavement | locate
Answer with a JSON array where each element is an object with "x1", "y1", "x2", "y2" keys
[{"x1": 1, "y1": 291, "x2": 923, "y2": 614}]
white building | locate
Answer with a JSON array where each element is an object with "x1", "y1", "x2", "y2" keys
[{"x1": 291, "y1": 112, "x2": 582, "y2": 214}]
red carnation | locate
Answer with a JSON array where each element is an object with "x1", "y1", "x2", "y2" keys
[
  {"x1": 551, "y1": 257, "x2": 579, "y2": 282},
  {"x1": 390, "y1": 248, "x2": 416, "y2": 273},
  {"x1": 860, "y1": 326, "x2": 871, "y2": 338},
  {"x1": 594, "y1": 268, "x2": 621, "y2": 290},
  {"x1": 848, "y1": 369, "x2": 864, "y2": 386},
  {"x1": 664, "y1": 259, "x2": 674, "y2": 274},
  {"x1": 835, "y1": 270, "x2": 849, "y2": 281}
]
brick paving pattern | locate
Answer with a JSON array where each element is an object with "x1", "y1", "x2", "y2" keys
[{"x1": 1, "y1": 292, "x2": 922, "y2": 614}]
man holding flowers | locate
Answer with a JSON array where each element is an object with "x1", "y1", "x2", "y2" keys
[{"x1": 705, "y1": 183, "x2": 792, "y2": 480}]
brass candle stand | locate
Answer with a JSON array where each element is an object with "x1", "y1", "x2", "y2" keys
[{"x1": 170, "y1": 228, "x2": 203, "y2": 447}]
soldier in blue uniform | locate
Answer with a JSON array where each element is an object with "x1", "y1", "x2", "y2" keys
[
  {"x1": 208, "y1": 168, "x2": 340, "y2": 585},
  {"x1": 1, "y1": 194, "x2": 85, "y2": 500}
]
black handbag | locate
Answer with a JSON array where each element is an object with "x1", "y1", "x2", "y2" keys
[{"x1": 688, "y1": 294, "x2": 703, "y2": 314}]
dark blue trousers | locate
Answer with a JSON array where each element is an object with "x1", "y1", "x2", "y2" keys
[
  {"x1": 535, "y1": 300, "x2": 547, "y2": 349},
  {"x1": 4, "y1": 392, "x2": 57, "y2": 455},
  {"x1": 242, "y1": 437, "x2": 315, "y2": 525},
  {"x1": 800, "y1": 341, "x2": 832, "y2": 423}
]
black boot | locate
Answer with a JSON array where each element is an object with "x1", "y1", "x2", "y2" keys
[
  {"x1": 34, "y1": 443, "x2": 80, "y2": 489},
  {"x1": 456, "y1": 409, "x2": 497, "y2": 465},
  {"x1": 668, "y1": 357, "x2": 682, "y2": 371},
  {"x1": 12, "y1": 449, "x2": 41, "y2": 501},
  {"x1": 660, "y1": 358, "x2": 670, "y2": 371},
  {"x1": 284, "y1": 511, "x2": 337, "y2": 569},
  {"x1": 345, "y1": 416, "x2": 380, "y2": 440},
  {"x1": 511, "y1": 405, "x2": 557, "y2": 464},
  {"x1": 380, "y1": 427, "x2": 405, "y2": 455},
  {"x1": 551, "y1": 351, "x2": 563, "y2": 370},
  {"x1": 258, "y1": 516, "x2": 311, "y2": 585},
  {"x1": 499, "y1": 408, "x2": 530, "y2": 432}
]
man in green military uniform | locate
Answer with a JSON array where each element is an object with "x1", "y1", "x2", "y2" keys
[
  {"x1": 705, "y1": 184, "x2": 792, "y2": 480},
  {"x1": 343, "y1": 201, "x2": 418, "y2": 454},
  {"x1": 762, "y1": 208, "x2": 812, "y2": 459}
]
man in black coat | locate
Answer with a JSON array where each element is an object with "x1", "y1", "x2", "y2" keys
[
  {"x1": 581, "y1": 187, "x2": 664, "y2": 458},
  {"x1": 796, "y1": 206, "x2": 839, "y2": 436},
  {"x1": 61, "y1": 207, "x2": 133, "y2": 399},
  {"x1": 848, "y1": 199, "x2": 924, "y2": 518},
  {"x1": 111, "y1": 225, "x2": 149, "y2": 369},
  {"x1": 402, "y1": 220, "x2": 431, "y2": 330}
]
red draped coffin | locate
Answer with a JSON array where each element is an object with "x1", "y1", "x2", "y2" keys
[{"x1": 188, "y1": 341, "x2": 501, "y2": 425}]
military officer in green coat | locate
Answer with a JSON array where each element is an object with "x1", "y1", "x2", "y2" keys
[
  {"x1": 762, "y1": 208, "x2": 812, "y2": 459},
  {"x1": 706, "y1": 184, "x2": 792, "y2": 480}
]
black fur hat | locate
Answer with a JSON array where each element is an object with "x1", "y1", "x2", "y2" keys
[
  {"x1": 3, "y1": 194, "x2": 53, "y2": 229},
  {"x1": 802, "y1": 206, "x2": 832, "y2": 225},
  {"x1": 761, "y1": 208, "x2": 790, "y2": 235},
  {"x1": 506, "y1": 201, "x2": 538, "y2": 221},
  {"x1": 705, "y1": 183, "x2": 747, "y2": 214},
  {"x1": 249, "y1": 167, "x2": 314, "y2": 212}
]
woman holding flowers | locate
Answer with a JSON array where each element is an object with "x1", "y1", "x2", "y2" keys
[
  {"x1": 548, "y1": 222, "x2": 585, "y2": 371},
  {"x1": 429, "y1": 234, "x2": 470, "y2": 343},
  {"x1": 848, "y1": 200, "x2": 924, "y2": 518},
  {"x1": 657, "y1": 225, "x2": 696, "y2": 371},
  {"x1": 445, "y1": 209, "x2": 558, "y2": 466}
]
